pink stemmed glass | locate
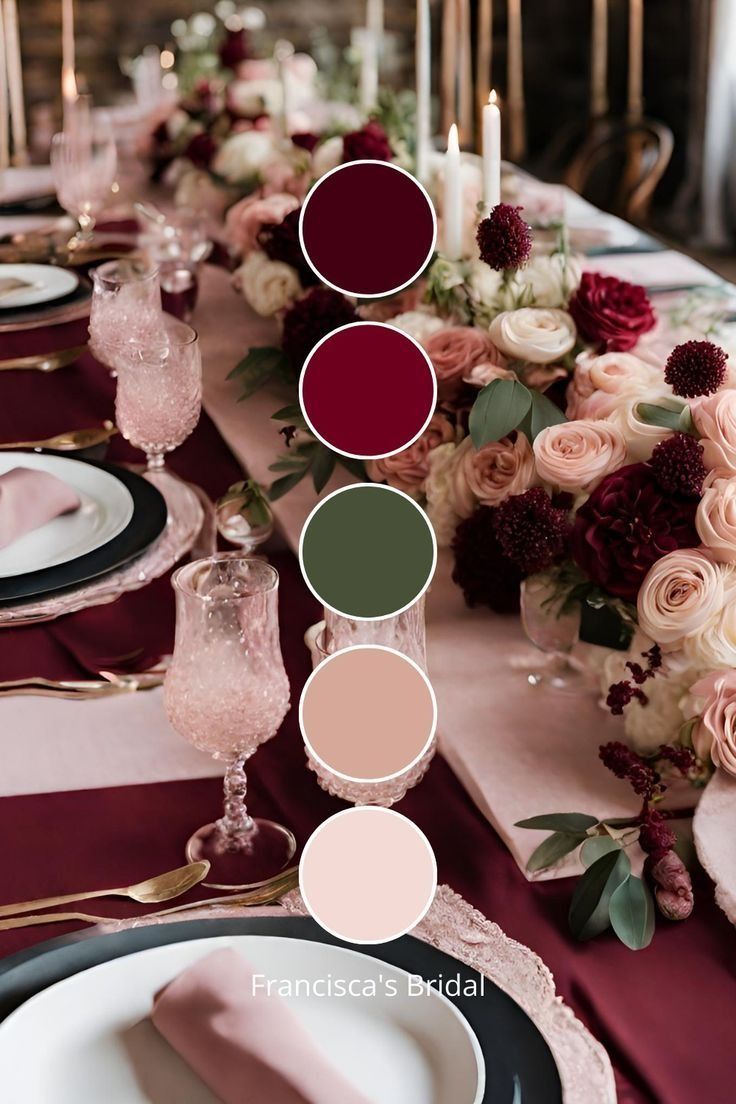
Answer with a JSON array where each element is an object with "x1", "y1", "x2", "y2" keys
[
  {"x1": 114, "y1": 314, "x2": 202, "y2": 471},
  {"x1": 89, "y1": 258, "x2": 164, "y2": 375},
  {"x1": 165, "y1": 555, "x2": 294, "y2": 889},
  {"x1": 50, "y1": 111, "x2": 117, "y2": 245}
]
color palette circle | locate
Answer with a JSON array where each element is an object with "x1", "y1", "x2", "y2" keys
[
  {"x1": 300, "y1": 645, "x2": 437, "y2": 782},
  {"x1": 298, "y1": 161, "x2": 437, "y2": 298},
  {"x1": 299, "y1": 484, "x2": 437, "y2": 620},
  {"x1": 299, "y1": 322, "x2": 437, "y2": 460},
  {"x1": 299, "y1": 807, "x2": 437, "y2": 943}
]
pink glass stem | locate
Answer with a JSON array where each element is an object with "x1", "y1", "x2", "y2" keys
[{"x1": 215, "y1": 754, "x2": 255, "y2": 852}]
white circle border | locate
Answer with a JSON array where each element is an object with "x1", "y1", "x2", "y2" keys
[
  {"x1": 298, "y1": 159, "x2": 438, "y2": 299},
  {"x1": 298, "y1": 321, "x2": 438, "y2": 461},
  {"x1": 298, "y1": 483, "x2": 438, "y2": 623},
  {"x1": 299, "y1": 806, "x2": 438, "y2": 945},
  {"x1": 298, "y1": 644, "x2": 438, "y2": 784}
]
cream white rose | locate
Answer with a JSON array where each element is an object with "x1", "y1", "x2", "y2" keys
[
  {"x1": 227, "y1": 78, "x2": 283, "y2": 118},
  {"x1": 637, "y1": 548, "x2": 725, "y2": 649},
  {"x1": 694, "y1": 390, "x2": 736, "y2": 474},
  {"x1": 696, "y1": 477, "x2": 736, "y2": 563},
  {"x1": 386, "y1": 311, "x2": 445, "y2": 346},
  {"x1": 533, "y1": 419, "x2": 627, "y2": 492},
  {"x1": 489, "y1": 308, "x2": 576, "y2": 364},
  {"x1": 606, "y1": 398, "x2": 680, "y2": 462},
  {"x1": 311, "y1": 136, "x2": 344, "y2": 179},
  {"x1": 233, "y1": 251, "x2": 302, "y2": 316},
  {"x1": 519, "y1": 252, "x2": 583, "y2": 309},
  {"x1": 425, "y1": 443, "x2": 461, "y2": 547},
  {"x1": 682, "y1": 566, "x2": 736, "y2": 669},
  {"x1": 212, "y1": 130, "x2": 276, "y2": 184}
]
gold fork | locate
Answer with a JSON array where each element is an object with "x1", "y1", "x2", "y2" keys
[
  {"x1": 0, "y1": 671, "x2": 164, "y2": 699},
  {"x1": 0, "y1": 344, "x2": 87, "y2": 373}
]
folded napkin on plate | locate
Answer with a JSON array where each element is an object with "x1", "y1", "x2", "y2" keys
[
  {"x1": 152, "y1": 948, "x2": 372, "y2": 1104},
  {"x1": 0, "y1": 466, "x2": 80, "y2": 550}
]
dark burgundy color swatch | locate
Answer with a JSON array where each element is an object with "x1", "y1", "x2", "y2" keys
[
  {"x1": 299, "y1": 162, "x2": 436, "y2": 297},
  {"x1": 300, "y1": 322, "x2": 437, "y2": 458}
]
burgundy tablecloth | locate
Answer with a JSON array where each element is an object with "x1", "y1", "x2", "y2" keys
[{"x1": 0, "y1": 271, "x2": 735, "y2": 1104}]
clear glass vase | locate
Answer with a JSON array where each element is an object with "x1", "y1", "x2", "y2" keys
[{"x1": 519, "y1": 572, "x2": 584, "y2": 693}]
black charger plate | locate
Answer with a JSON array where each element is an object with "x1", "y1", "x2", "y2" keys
[
  {"x1": 0, "y1": 457, "x2": 167, "y2": 605},
  {"x1": 0, "y1": 275, "x2": 91, "y2": 329},
  {"x1": 0, "y1": 915, "x2": 562, "y2": 1104}
]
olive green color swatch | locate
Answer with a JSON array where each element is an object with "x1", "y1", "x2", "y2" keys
[{"x1": 299, "y1": 485, "x2": 436, "y2": 619}]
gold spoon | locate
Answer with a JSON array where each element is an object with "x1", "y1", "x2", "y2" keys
[
  {"x1": 0, "y1": 422, "x2": 117, "y2": 451},
  {"x1": 0, "y1": 860, "x2": 211, "y2": 919},
  {"x1": 0, "y1": 866, "x2": 299, "y2": 932},
  {"x1": 0, "y1": 344, "x2": 88, "y2": 373}
]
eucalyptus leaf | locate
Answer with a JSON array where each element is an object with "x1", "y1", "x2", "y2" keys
[
  {"x1": 609, "y1": 875, "x2": 655, "y2": 950},
  {"x1": 469, "y1": 378, "x2": 532, "y2": 448},
  {"x1": 528, "y1": 390, "x2": 567, "y2": 440},
  {"x1": 581, "y1": 835, "x2": 621, "y2": 868},
  {"x1": 271, "y1": 404, "x2": 304, "y2": 421},
  {"x1": 228, "y1": 347, "x2": 291, "y2": 400},
  {"x1": 516, "y1": 813, "x2": 598, "y2": 833},
  {"x1": 526, "y1": 831, "x2": 586, "y2": 873},
  {"x1": 339, "y1": 456, "x2": 369, "y2": 480},
  {"x1": 311, "y1": 446, "x2": 337, "y2": 494},
  {"x1": 569, "y1": 848, "x2": 631, "y2": 940},
  {"x1": 268, "y1": 468, "x2": 309, "y2": 501},
  {"x1": 635, "y1": 402, "x2": 685, "y2": 430},
  {"x1": 678, "y1": 405, "x2": 696, "y2": 434}
]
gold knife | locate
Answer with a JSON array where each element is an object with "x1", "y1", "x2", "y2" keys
[{"x1": 0, "y1": 344, "x2": 87, "y2": 373}]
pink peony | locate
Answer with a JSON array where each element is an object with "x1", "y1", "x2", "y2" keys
[
  {"x1": 365, "y1": 414, "x2": 456, "y2": 496},
  {"x1": 451, "y1": 434, "x2": 537, "y2": 515},
  {"x1": 225, "y1": 192, "x2": 300, "y2": 257},
  {"x1": 424, "y1": 327, "x2": 500, "y2": 400}
]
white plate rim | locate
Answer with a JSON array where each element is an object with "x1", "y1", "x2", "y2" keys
[{"x1": 0, "y1": 264, "x2": 79, "y2": 309}]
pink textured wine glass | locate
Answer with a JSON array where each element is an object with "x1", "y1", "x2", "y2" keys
[
  {"x1": 114, "y1": 314, "x2": 202, "y2": 471},
  {"x1": 50, "y1": 111, "x2": 117, "y2": 245},
  {"x1": 89, "y1": 258, "x2": 164, "y2": 374},
  {"x1": 165, "y1": 555, "x2": 294, "y2": 888}
]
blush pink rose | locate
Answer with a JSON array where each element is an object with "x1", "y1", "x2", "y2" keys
[
  {"x1": 450, "y1": 433, "x2": 537, "y2": 516},
  {"x1": 694, "y1": 390, "x2": 736, "y2": 475},
  {"x1": 365, "y1": 414, "x2": 456, "y2": 496},
  {"x1": 463, "y1": 362, "x2": 514, "y2": 388},
  {"x1": 690, "y1": 669, "x2": 736, "y2": 778},
  {"x1": 566, "y1": 350, "x2": 662, "y2": 420},
  {"x1": 225, "y1": 192, "x2": 300, "y2": 256},
  {"x1": 533, "y1": 419, "x2": 627, "y2": 492},
  {"x1": 696, "y1": 477, "x2": 736, "y2": 563},
  {"x1": 424, "y1": 327, "x2": 500, "y2": 400},
  {"x1": 637, "y1": 548, "x2": 724, "y2": 649}
]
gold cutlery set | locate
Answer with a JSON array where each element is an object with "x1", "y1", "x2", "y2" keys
[
  {"x1": 0, "y1": 862, "x2": 300, "y2": 931},
  {"x1": 0, "y1": 670, "x2": 164, "y2": 699},
  {"x1": 0, "y1": 344, "x2": 88, "y2": 373}
]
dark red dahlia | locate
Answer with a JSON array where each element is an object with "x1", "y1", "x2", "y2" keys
[
  {"x1": 492, "y1": 487, "x2": 569, "y2": 574},
  {"x1": 476, "y1": 204, "x2": 532, "y2": 271},
  {"x1": 257, "y1": 209, "x2": 318, "y2": 287},
  {"x1": 342, "y1": 121, "x2": 393, "y2": 163},
  {"x1": 451, "y1": 506, "x2": 522, "y2": 613},
  {"x1": 571, "y1": 463, "x2": 699, "y2": 601},
  {"x1": 569, "y1": 272, "x2": 656, "y2": 352},
  {"x1": 649, "y1": 433, "x2": 706, "y2": 498},
  {"x1": 218, "y1": 27, "x2": 251, "y2": 69},
  {"x1": 291, "y1": 132, "x2": 320, "y2": 153},
  {"x1": 281, "y1": 287, "x2": 358, "y2": 368},
  {"x1": 664, "y1": 339, "x2": 728, "y2": 398},
  {"x1": 183, "y1": 131, "x2": 218, "y2": 169}
]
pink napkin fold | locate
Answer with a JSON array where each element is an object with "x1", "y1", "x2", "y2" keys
[
  {"x1": 151, "y1": 948, "x2": 372, "y2": 1104},
  {"x1": 0, "y1": 467, "x2": 81, "y2": 550}
]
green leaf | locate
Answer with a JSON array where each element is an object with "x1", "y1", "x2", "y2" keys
[
  {"x1": 678, "y1": 405, "x2": 696, "y2": 435},
  {"x1": 528, "y1": 390, "x2": 567, "y2": 440},
  {"x1": 609, "y1": 876, "x2": 655, "y2": 950},
  {"x1": 311, "y1": 446, "x2": 337, "y2": 494},
  {"x1": 268, "y1": 458, "x2": 308, "y2": 472},
  {"x1": 635, "y1": 402, "x2": 685, "y2": 430},
  {"x1": 268, "y1": 468, "x2": 308, "y2": 501},
  {"x1": 569, "y1": 848, "x2": 631, "y2": 940},
  {"x1": 581, "y1": 835, "x2": 621, "y2": 868},
  {"x1": 228, "y1": 347, "x2": 291, "y2": 399},
  {"x1": 469, "y1": 378, "x2": 532, "y2": 448},
  {"x1": 526, "y1": 831, "x2": 586, "y2": 873},
  {"x1": 339, "y1": 456, "x2": 369, "y2": 480},
  {"x1": 516, "y1": 813, "x2": 598, "y2": 833}
]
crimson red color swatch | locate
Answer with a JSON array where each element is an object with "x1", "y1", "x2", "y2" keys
[
  {"x1": 300, "y1": 323, "x2": 437, "y2": 458},
  {"x1": 299, "y1": 162, "x2": 436, "y2": 296}
]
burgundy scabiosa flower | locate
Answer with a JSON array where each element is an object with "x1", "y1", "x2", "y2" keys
[
  {"x1": 281, "y1": 287, "x2": 358, "y2": 369},
  {"x1": 476, "y1": 203, "x2": 532, "y2": 271},
  {"x1": 342, "y1": 121, "x2": 393, "y2": 163},
  {"x1": 491, "y1": 488, "x2": 569, "y2": 575},
  {"x1": 183, "y1": 131, "x2": 218, "y2": 169},
  {"x1": 569, "y1": 272, "x2": 656, "y2": 352},
  {"x1": 649, "y1": 433, "x2": 706, "y2": 498},
  {"x1": 571, "y1": 463, "x2": 699, "y2": 602},
  {"x1": 291, "y1": 132, "x2": 320, "y2": 153},
  {"x1": 219, "y1": 27, "x2": 251, "y2": 69},
  {"x1": 257, "y1": 209, "x2": 318, "y2": 287},
  {"x1": 452, "y1": 506, "x2": 522, "y2": 613},
  {"x1": 664, "y1": 339, "x2": 728, "y2": 398}
]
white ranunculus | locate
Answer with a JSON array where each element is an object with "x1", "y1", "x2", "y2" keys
[
  {"x1": 212, "y1": 130, "x2": 277, "y2": 184},
  {"x1": 466, "y1": 261, "x2": 504, "y2": 311},
  {"x1": 682, "y1": 566, "x2": 736, "y2": 669},
  {"x1": 386, "y1": 311, "x2": 445, "y2": 346},
  {"x1": 228, "y1": 78, "x2": 283, "y2": 118},
  {"x1": 233, "y1": 251, "x2": 302, "y2": 317},
  {"x1": 605, "y1": 396, "x2": 680, "y2": 462},
  {"x1": 489, "y1": 308, "x2": 576, "y2": 364},
  {"x1": 519, "y1": 252, "x2": 583, "y2": 309},
  {"x1": 311, "y1": 136, "x2": 344, "y2": 179},
  {"x1": 424, "y1": 443, "x2": 461, "y2": 547}
]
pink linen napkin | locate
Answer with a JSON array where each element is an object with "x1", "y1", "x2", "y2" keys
[
  {"x1": 0, "y1": 467, "x2": 80, "y2": 550},
  {"x1": 151, "y1": 948, "x2": 372, "y2": 1104}
]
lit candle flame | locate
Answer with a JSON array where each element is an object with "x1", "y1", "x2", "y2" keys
[
  {"x1": 447, "y1": 122, "x2": 459, "y2": 154},
  {"x1": 62, "y1": 65, "x2": 78, "y2": 103},
  {"x1": 489, "y1": 89, "x2": 498, "y2": 105}
]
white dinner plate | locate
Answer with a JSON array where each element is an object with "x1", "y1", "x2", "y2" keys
[
  {"x1": 0, "y1": 452, "x2": 134, "y2": 578},
  {"x1": 0, "y1": 264, "x2": 79, "y2": 309},
  {"x1": 0, "y1": 935, "x2": 485, "y2": 1103}
]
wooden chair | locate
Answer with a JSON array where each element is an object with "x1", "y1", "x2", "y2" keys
[{"x1": 564, "y1": 117, "x2": 674, "y2": 226}]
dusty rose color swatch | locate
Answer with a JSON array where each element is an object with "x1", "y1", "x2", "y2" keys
[
  {"x1": 299, "y1": 645, "x2": 436, "y2": 780},
  {"x1": 299, "y1": 807, "x2": 437, "y2": 943}
]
